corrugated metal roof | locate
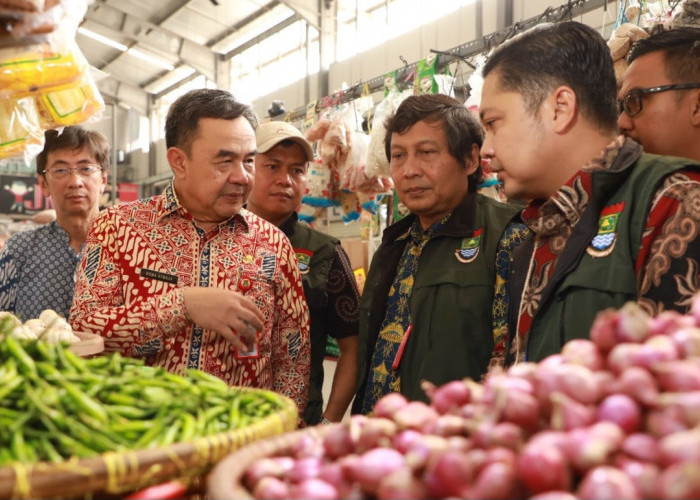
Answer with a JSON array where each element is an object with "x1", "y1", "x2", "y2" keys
[{"x1": 76, "y1": 0, "x2": 314, "y2": 113}]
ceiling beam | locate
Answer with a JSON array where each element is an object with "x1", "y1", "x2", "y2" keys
[
  {"x1": 207, "y1": 0, "x2": 280, "y2": 48},
  {"x1": 154, "y1": 70, "x2": 203, "y2": 100},
  {"x1": 84, "y1": 4, "x2": 217, "y2": 81},
  {"x1": 281, "y1": 0, "x2": 320, "y2": 30},
  {"x1": 97, "y1": 80, "x2": 149, "y2": 116}
]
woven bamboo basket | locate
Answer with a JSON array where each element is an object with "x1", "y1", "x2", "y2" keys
[
  {"x1": 207, "y1": 423, "x2": 339, "y2": 500},
  {"x1": 0, "y1": 388, "x2": 298, "y2": 500}
]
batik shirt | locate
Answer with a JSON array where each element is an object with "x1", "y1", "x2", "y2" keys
[
  {"x1": 361, "y1": 216, "x2": 447, "y2": 413},
  {"x1": 70, "y1": 183, "x2": 311, "y2": 415},
  {"x1": 0, "y1": 221, "x2": 81, "y2": 320},
  {"x1": 513, "y1": 136, "x2": 700, "y2": 362}
]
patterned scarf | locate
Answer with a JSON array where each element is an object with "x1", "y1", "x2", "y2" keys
[{"x1": 512, "y1": 136, "x2": 625, "y2": 362}]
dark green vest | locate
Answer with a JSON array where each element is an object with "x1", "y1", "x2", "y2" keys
[
  {"x1": 520, "y1": 152, "x2": 699, "y2": 362},
  {"x1": 284, "y1": 218, "x2": 338, "y2": 425},
  {"x1": 353, "y1": 193, "x2": 522, "y2": 412}
]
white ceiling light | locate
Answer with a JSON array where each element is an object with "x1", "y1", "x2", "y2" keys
[
  {"x1": 210, "y1": 4, "x2": 294, "y2": 54},
  {"x1": 78, "y1": 26, "x2": 127, "y2": 51},
  {"x1": 126, "y1": 48, "x2": 175, "y2": 71},
  {"x1": 143, "y1": 65, "x2": 196, "y2": 94},
  {"x1": 78, "y1": 26, "x2": 175, "y2": 71}
]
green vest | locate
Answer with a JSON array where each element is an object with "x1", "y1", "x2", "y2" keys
[
  {"x1": 353, "y1": 193, "x2": 522, "y2": 411},
  {"x1": 521, "y1": 152, "x2": 699, "y2": 362},
  {"x1": 283, "y1": 217, "x2": 338, "y2": 425}
]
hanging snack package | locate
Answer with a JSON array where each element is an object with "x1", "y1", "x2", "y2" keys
[
  {"x1": 338, "y1": 130, "x2": 369, "y2": 191},
  {"x1": 415, "y1": 52, "x2": 439, "y2": 95},
  {"x1": 0, "y1": 96, "x2": 44, "y2": 161},
  {"x1": 302, "y1": 159, "x2": 335, "y2": 207},
  {"x1": 297, "y1": 202, "x2": 318, "y2": 224},
  {"x1": 338, "y1": 190, "x2": 361, "y2": 223},
  {"x1": 383, "y1": 70, "x2": 398, "y2": 97},
  {"x1": 36, "y1": 67, "x2": 105, "y2": 128},
  {"x1": 321, "y1": 115, "x2": 351, "y2": 170},
  {"x1": 0, "y1": 38, "x2": 87, "y2": 99}
]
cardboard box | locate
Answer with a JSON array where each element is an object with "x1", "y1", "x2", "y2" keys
[{"x1": 340, "y1": 237, "x2": 368, "y2": 273}]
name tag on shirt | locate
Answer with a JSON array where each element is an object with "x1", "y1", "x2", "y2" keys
[
  {"x1": 140, "y1": 268, "x2": 178, "y2": 285},
  {"x1": 235, "y1": 333, "x2": 260, "y2": 360}
]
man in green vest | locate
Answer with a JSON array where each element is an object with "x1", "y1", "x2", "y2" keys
[
  {"x1": 248, "y1": 121, "x2": 360, "y2": 425},
  {"x1": 479, "y1": 21, "x2": 700, "y2": 365},
  {"x1": 353, "y1": 93, "x2": 527, "y2": 414},
  {"x1": 618, "y1": 27, "x2": 700, "y2": 162}
]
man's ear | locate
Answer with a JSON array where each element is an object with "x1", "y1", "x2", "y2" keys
[
  {"x1": 549, "y1": 85, "x2": 578, "y2": 134},
  {"x1": 167, "y1": 147, "x2": 187, "y2": 178},
  {"x1": 37, "y1": 175, "x2": 50, "y2": 198},
  {"x1": 690, "y1": 89, "x2": 700, "y2": 127},
  {"x1": 465, "y1": 143, "x2": 480, "y2": 175}
]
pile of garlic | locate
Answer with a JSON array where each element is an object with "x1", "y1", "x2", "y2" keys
[{"x1": 1, "y1": 309, "x2": 81, "y2": 344}]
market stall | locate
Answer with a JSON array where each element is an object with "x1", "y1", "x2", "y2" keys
[{"x1": 1, "y1": 1, "x2": 698, "y2": 499}]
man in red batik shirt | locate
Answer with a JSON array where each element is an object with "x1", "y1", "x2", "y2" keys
[{"x1": 70, "y1": 89, "x2": 310, "y2": 420}]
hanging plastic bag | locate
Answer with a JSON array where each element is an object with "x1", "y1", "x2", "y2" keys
[
  {"x1": 0, "y1": 96, "x2": 44, "y2": 162},
  {"x1": 366, "y1": 88, "x2": 413, "y2": 178}
]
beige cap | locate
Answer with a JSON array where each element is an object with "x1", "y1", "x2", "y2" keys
[{"x1": 255, "y1": 121, "x2": 314, "y2": 162}]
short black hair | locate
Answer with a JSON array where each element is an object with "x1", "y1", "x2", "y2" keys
[
  {"x1": 383, "y1": 93, "x2": 483, "y2": 192},
  {"x1": 164, "y1": 89, "x2": 259, "y2": 154},
  {"x1": 628, "y1": 27, "x2": 700, "y2": 84},
  {"x1": 482, "y1": 21, "x2": 618, "y2": 134},
  {"x1": 36, "y1": 126, "x2": 110, "y2": 176}
]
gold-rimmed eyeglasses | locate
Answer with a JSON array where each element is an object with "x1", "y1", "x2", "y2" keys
[
  {"x1": 618, "y1": 83, "x2": 700, "y2": 117},
  {"x1": 42, "y1": 165, "x2": 103, "y2": 180}
]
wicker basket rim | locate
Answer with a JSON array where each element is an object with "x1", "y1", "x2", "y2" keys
[{"x1": 207, "y1": 423, "x2": 341, "y2": 500}]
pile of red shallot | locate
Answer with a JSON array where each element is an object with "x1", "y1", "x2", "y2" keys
[{"x1": 242, "y1": 297, "x2": 700, "y2": 499}]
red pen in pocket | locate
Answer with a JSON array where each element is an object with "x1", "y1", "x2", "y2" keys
[{"x1": 392, "y1": 323, "x2": 412, "y2": 371}]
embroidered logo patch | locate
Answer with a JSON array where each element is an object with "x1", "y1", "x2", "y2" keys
[
  {"x1": 455, "y1": 229, "x2": 482, "y2": 263},
  {"x1": 295, "y1": 248, "x2": 314, "y2": 274},
  {"x1": 587, "y1": 202, "x2": 625, "y2": 258}
]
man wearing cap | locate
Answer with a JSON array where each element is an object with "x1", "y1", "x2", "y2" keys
[{"x1": 248, "y1": 121, "x2": 360, "y2": 425}]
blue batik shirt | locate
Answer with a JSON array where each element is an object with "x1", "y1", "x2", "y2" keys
[{"x1": 0, "y1": 221, "x2": 82, "y2": 320}]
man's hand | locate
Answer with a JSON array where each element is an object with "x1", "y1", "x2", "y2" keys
[{"x1": 182, "y1": 287, "x2": 265, "y2": 351}]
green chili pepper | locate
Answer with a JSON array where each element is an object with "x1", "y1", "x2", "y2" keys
[
  {"x1": 59, "y1": 379, "x2": 108, "y2": 423},
  {"x1": 38, "y1": 437, "x2": 63, "y2": 463},
  {"x1": 5, "y1": 337, "x2": 37, "y2": 376}
]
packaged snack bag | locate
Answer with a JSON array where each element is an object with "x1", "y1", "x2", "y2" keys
[
  {"x1": 0, "y1": 96, "x2": 43, "y2": 160},
  {"x1": 0, "y1": 39, "x2": 86, "y2": 98},
  {"x1": 36, "y1": 69, "x2": 104, "y2": 127}
]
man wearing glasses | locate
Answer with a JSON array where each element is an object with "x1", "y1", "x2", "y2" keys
[
  {"x1": 479, "y1": 22, "x2": 700, "y2": 365},
  {"x1": 618, "y1": 27, "x2": 700, "y2": 162},
  {"x1": 0, "y1": 126, "x2": 109, "y2": 319}
]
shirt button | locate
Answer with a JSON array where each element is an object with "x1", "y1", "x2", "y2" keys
[{"x1": 238, "y1": 277, "x2": 252, "y2": 291}]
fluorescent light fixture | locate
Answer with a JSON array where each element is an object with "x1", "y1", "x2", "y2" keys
[
  {"x1": 78, "y1": 26, "x2": 175, "y2": 71},
  {"x1": 143, "y1": 65, "x2": 196, "y2": 94},
  {"x1": 78, "y1": 26, "x2": 128, "y2": 51},
  {"x1": 127, "y1": 48, "x2": 175, "y2": 71},
  {"x1": 211, "y1": 4, "x2": 294, "y2": 54}
]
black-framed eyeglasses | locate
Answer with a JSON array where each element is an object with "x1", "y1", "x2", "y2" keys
[
  {"x1": 42, "y1": 165, "x2": 103, "y2": 180},
  {"x1": 618, "y1": 83, "x2": 700, "y2": 117}
]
